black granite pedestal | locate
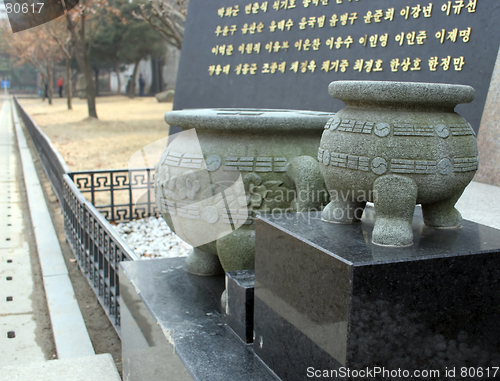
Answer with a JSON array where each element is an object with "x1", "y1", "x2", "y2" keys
[
  {"x1": 254, "y1": 207, "x2": 500, "y2": 381},
  {"x1": 226, "y1": 270, "x2": 255, "y2": 344},
  {"x1": 120, "y1": 257, "x2": 277, "y2": 381}
]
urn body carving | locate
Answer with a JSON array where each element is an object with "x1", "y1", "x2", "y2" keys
[
  {"x1": 320, "y1": 81, "x2": 478, "y2": 246},
  {"x1": 155, "y1": 109, "x2": 331, "y2": 274}
]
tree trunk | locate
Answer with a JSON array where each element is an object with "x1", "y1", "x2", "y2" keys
[
  {"x1": 94, "y1": 67, "x2": 99, "y2": 96},
  {"x1": 81, "y1": 14, "x2": 97, "y2": 118},
  {"x1": 128, "y1": 58, "x2": 140, "y2": 98},
  {"x1": 47, "y1": 62, "x2": 53, "y2": 105},
  {"x1": 150, "y1": 57, "x2": 158, "y2": 95},
  {"x1": 66, "y1": 58, "x2": 72, "y2": 110},
  {"x1": 41, "y1": 75, "x2": 47, "y2": 101},
  {"x1": 72, "y1": 70, "x2": 78, "y2": 94},
  {"x1": 66, "y1": 10, "x2": 98, "y2": 118},
  {"x1": 158, "y1": 55, "x2": 164, "y2": 92},
  {"x1": 115, "y1": 61, "x2": 121, "y2": 95},
  {"x1": 150, "y1": 56, "x2": 164, "y2": 95}
]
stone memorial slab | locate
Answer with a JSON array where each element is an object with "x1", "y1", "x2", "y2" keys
[
  {"x1": 254, "y1": 207, "x2": 500, "y2": 380},
  {"x1": 174, "y1": 0, "x2": 500, "y2": 134},
  {"x1": 120, "y1": 258, "x2": 278, "y2": 381}
]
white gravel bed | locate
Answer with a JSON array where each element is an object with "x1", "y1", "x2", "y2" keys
[{"x1": 112, "y1": 216, "x2": 193, "y2": 259}]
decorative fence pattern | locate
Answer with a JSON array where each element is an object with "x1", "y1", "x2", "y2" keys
[{"x1": 69, "y1": 168, "x2": 158, "y2": 222}]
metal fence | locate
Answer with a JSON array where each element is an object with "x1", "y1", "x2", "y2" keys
[
  {"x1": 13, "y1": 96, "x2": 69, "y2": 203},
  {"x1": 12, "y1": 96, "x2": 157, "y2": 336},
  {"x1": 69, "y1": 168, "x2": 158, "y2": 222},
  {"x1": 63, "y1": 174, "x2": 141, "y2": 335},
  {"x1": 62, "y1": 170, "x2": 158, "y2": 336}
]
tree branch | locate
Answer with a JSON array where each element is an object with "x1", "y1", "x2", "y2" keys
[{"x1": 132, "y1": 0, "x2": 187, "y2": 49}]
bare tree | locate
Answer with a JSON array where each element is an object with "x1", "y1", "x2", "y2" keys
[
  {"x1": 45, "y1": 19, "x2": 74, "y2": 110},
  {"x1": 132, "y1": 0, "x2": 188, "y2": 49},
  {"x1": 7, "y1": 26, "x2": 63, "y2": 105},
  {"x1": 65, "y1": 0, "x2": 123, "y2": 117},
  {"x1": 66, "y1": 3, "x2": 98, "y2": 118}
]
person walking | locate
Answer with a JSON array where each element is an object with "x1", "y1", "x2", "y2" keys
[
  {"x1": 126, "y1": 75, "x2": 132, "y2": 95},
  {"x1": 57, "y1": 77, "x2": 64, "y2": 98},
  {"x1": 139, "y1": 74, "x2": 145, "y2": 97}
]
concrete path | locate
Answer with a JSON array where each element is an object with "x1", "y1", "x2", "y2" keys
[
  {"x1": 11, "y1": 96, "x2": 94, "y2": 359},
  {"x1": 0, "y1": 97, "x2": 46, "y2": 365},
  {"x1": 0, "y1": 353, "x2": 121, "y2": 381},
  {"x1": 0, "y1": 95, "x2": 121, "y2": 380}
]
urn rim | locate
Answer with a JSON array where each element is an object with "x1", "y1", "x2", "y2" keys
[
  {"x1": 328, "y1": 80, "x2": 475, "y2": 107},
  {"x1": 165, "y1": 108, "x2": 333, "y2": 131}
]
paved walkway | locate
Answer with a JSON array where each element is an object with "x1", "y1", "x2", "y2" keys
[
  {"x1": 0, "y1": 95, "x2": 121, "y2": 380},
  {"x1": 0, "y1": 96, "x2": 47, "y2": 365}
]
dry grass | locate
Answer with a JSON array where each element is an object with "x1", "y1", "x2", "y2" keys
[{"x1": 18, "y1": 96, "x2": 172, "y2": 170}]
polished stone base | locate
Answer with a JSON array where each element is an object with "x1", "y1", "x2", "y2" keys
[
  {"x1": 254, "y1": 207, "x2": 500, "y2": 381},
  {"x1": 226, "y1": 270, "x2": 255, "y2": 343},
  {"x1": 120, "y1": 258, "x2": 277, "y2": 381}
]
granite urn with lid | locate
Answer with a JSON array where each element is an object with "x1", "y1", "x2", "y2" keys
[
  {"x1": 155, "y1": 109, "x2": 331, "y2": 275},
  {"x1": 319, "y1": 80, "x2": 478, "y2": 247}
]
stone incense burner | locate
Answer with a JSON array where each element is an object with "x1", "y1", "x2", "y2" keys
[
  {"x1": 319, "y1": 81, "x2": 478, "y2": 247},
  {"x1": 155, "y1": 109, "x2": 331, "y2": 275}
]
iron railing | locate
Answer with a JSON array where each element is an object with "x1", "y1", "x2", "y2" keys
[
  {"x1": 13, "y1": 96, "x2": 69, "y2": 203},
  {"x1": 63, "y1": 168, "x2": 159, "y2": 335},
  {"x1": 63, "y1": 174, "x2": 140, "y2": 335},
  {"x1": 63, "y1": 169, "x2": 158, "y2": 335},
  {"x1": 69, "y1": 168, "x2": 158, "y2": 222},
  {"x1": 11, "y1": 96, "x2": 159, "y2": 336}
]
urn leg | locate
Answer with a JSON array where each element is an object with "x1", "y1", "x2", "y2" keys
[
  {"x1": 185, "y1": 247, "x2": 224, "y2": 276},
  {"x1": 422, "y1": 191, "x2": 463, "y2": 228},
  {"x1": 372, "y1": 175, "x2": 418, "y2": 247},
  {"x1": 286, "y1": 156, "x2": 328, "y2": 211},
  {"x1": 321, "y1": 198, "x2": 366, "y2": 224},
  {"x1": 216, "y1": 230, "x2": 255, "y2": 272}
]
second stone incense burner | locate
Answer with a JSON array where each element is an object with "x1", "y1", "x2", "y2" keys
[
  {"x1": 155, "y1": 109, "x2": 330, "y2": 275},
  {"x1": 320, "y1": 81, "x2": 478, "y2": 247}
]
